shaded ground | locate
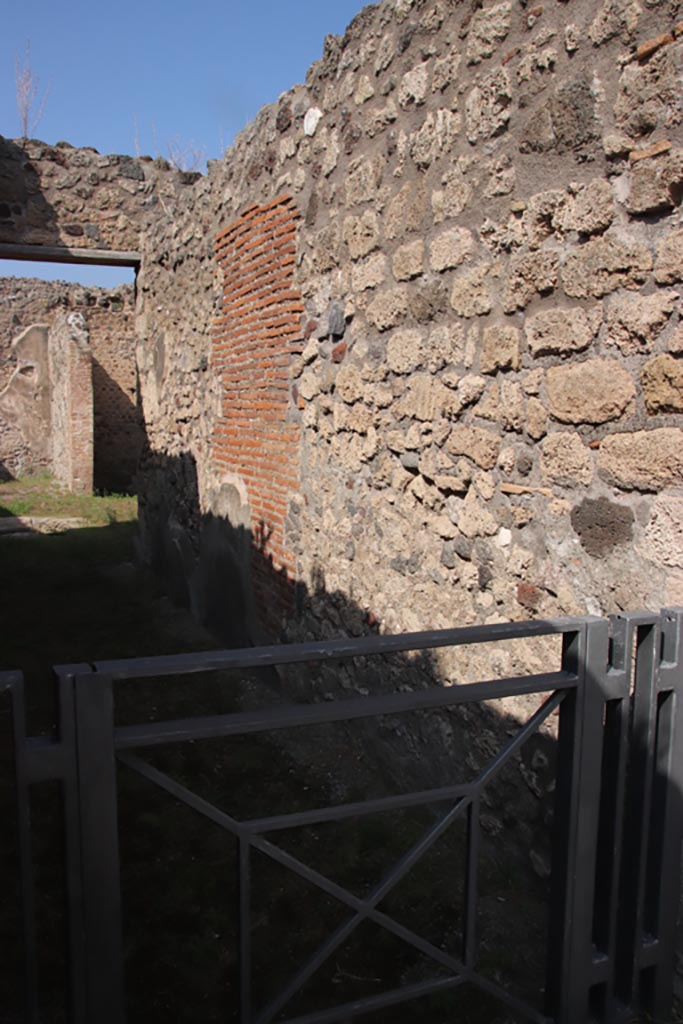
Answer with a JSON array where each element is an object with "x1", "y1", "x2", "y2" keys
[{"x1": 0, "y1": 481, "x2": 673, "y2": 1023}]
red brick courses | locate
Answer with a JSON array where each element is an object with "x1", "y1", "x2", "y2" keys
[{"x1": 211, "y1": 196, "x2": 303, "y2": 631}]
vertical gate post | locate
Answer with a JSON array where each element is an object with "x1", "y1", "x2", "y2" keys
[
  {"x1": 640, "y1": 608, "x2": 683, "y2": 1018},
  {"x1": 649, "y1": 607, "x2": 683, "y2": 1016},
  {"x1": 614, "y1": 615, "x2": 661, "y2": 1012},
  {"x1": 596, "y1": 614, "x2": 634, "y2": 1021},
  {"x1": 5, "y1": 672, "x2": 39, "y2": 1024},
  {"x1": 58, "y1": 666, "x2": 88, "y2": 1024},
  {"x1": 546, "y1": 618, "x2": 610, "y2": 1024},
  {"x1": 62, "y1": 667, "x2": 125, "y2": 1024}
]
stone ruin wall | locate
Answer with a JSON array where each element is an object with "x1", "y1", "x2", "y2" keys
[
  {"x1": 3, "y1": 0, "x2": 683, "y2": 675},
  {"x1": 0, "y1": 278, "x2": 144, "y2": 490},
  {"x1": 0, "y1": 136, "x2": 199, "y2": 252},
  {"x1": 0, "y1": 137, "x2": 197, "y2": 490},
  {"x1": 130, "y1": 0, "x2": 683, "y2": 685},
  {"x1": 0, "y1": 324, "x2": 51, "y2": 479},
  {"x1": 2, "y1": 1, "x2": 682, "y2": 983},
  {"x1": 0, "y1": 310, "x2": 93, "y2": 494}
]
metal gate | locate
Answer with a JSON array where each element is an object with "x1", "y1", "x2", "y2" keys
[{"x1": 3, "y1": 610, "x2": 682, "y2": 1022}]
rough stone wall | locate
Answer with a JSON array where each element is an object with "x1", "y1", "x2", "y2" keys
[
  {"x1": 0, "y1": 137, "x2": 198, "y2": 252},
  {"x1": 0, "y1": 279, "x2": 61, "y2": 390},
  {"x1": 49, "y1": 312, "x2": 93, "y2": 494},
  {"x1": 0, "y1": 324, "x2": 50, "y2": 478},
  {"x1": 134, "y1": 0, "x2": 683, "y2": 669},
  {"x1": 0, "y1": 278, "x2": 142, "y2": 490}
]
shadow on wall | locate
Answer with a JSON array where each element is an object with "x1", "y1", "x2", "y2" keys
[
  {"x1": 138, "y1": 445, "x2": 310, "y2": 649},
  {"x1": 0, "y1": 459, "x2": 13, "y2": 483},
  {"x1": 136, "y1": 447, "x2": 564, "y2": 786},
  {"x1": 138, "y1": 447, "x2": 256, "y2": 647},
  {"x1": 92, "y1": 357, "x2": 144, "y2": 494},
  {"x1": 0, "y1": 137, "x2": 59, "y2": 246}
]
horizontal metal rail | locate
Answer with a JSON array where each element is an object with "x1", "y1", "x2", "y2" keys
[
  {"x1": 279, "y1": 975, "x2": 468, "y2": 1024},
  {"x1": 91, "y1": 616, "x2": 589, "y2": 681},
  {"x1": 114, "y1": 669, "x2": 575, "y2": 750}
]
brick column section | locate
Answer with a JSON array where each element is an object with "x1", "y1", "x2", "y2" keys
[
  {"x1": 212, "y1": 195, "x2": 303, "y2": 634},
  {"x1": 49, "y1": 312, "x2": 94, "y2": 495}
]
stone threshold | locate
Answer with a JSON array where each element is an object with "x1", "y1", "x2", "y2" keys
[{"x1": 0, "y1": 516, "x2": 86, "y2": 536}]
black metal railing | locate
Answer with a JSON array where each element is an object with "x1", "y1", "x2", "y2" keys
[{"x1": 3, "y1": 610, "x2": 682, "y2": 1023}]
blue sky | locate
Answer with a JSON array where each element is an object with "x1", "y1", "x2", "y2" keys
[{"x1": 1, "y1": 0, "x2": 368, "y2": 286}]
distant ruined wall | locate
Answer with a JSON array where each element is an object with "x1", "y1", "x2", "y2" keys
[
  {"x1": 0, "y1": 324, "x2": 50, "y2": 478},
  {"x1": 0, "y1": 279, "x2": 143, "y2": 490},
  {"x1": 0, "y1": 311, "x2": 94, "y2": 491},
  {"x1": 88, "y1": 298, "x2": 142, "y2": 493},
  {"x1": 133, "y1": 0, "x2": 683, "y2": 664},
  {"x1": 0, "y1": 136, "x2": 194, "y2": 490}
]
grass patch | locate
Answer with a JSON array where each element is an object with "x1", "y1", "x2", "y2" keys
[{"x1": 0, "y1": 472, "x2": 137, "y2": 526}]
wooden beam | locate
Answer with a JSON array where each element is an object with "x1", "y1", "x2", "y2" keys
[{"x1": 0, "y1": 243, "x2": 140, "y2": 268}]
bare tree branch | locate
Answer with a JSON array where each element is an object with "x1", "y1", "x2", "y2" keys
[
  {"x1": 132, "y1": 113, "x2": 141, "y2": 158},
  {"x1": 166, "y1": 135, "x2": 206, "y2": 172},
  {"x1": 14, "y1": 40, "x2": 50, "y2": 142}
]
